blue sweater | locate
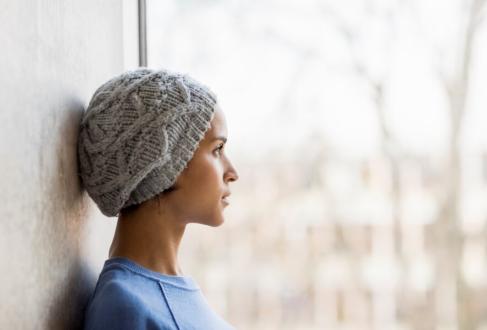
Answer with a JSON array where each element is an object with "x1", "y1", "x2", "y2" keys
[{"x1": 83, "y1": 257, "x2": 235, "y2": 330}]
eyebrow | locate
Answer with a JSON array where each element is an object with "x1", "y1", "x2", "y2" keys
[{"x1": 212, "y1": 136, "x2": 227, "y2": 143}]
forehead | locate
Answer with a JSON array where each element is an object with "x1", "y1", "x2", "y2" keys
[{"x1": 207, "y1": 104, "x2": 227, "y2": 136}]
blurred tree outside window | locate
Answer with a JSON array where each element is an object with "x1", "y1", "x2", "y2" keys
[{"x1": 146, "y1": 0, "x2": 487, "y2": 329}]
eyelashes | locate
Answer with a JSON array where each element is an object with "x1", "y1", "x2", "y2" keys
[{"x1": 214, "y1": 143, "x2": 225, "y2": 155}]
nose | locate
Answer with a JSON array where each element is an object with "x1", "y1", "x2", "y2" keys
[{"x1": 224, "y1": 159, "x2": 239, "y2": 183}]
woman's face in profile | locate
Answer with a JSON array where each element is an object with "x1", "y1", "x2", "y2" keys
[{"x1": 163, "y1": 103, "x2": 239, "y2": 227}]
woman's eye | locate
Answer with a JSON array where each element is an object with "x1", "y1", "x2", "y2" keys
[{"x1": 215, "y1": 144, "x2": 224, "y2": 155}]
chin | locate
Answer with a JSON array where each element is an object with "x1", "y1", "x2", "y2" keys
[
  {"x1": 193, "y1": 214, "x2": 225, "y2": 227},
  {"x1": 208, "y1": 213, "x2": 226, "y2": 227},
  {"x1": 208, "y1": 217, "x2": 225, "y2": 227}
]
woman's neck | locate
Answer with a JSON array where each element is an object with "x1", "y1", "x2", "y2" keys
[{"x1": 109, "y1": 205, "x2": 187, "y2": 276}]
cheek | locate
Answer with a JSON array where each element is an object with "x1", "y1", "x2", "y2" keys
[
  {"x1": 178, "y1": 165, "x2": 223, "y2": 221},
  {"x1": 186, "y1": 157, "x2": 223, "y2": 198}
]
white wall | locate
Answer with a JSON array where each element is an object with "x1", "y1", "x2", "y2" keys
[{"x1": 0, "y1": 1, "x2": 138, "y2": 328}]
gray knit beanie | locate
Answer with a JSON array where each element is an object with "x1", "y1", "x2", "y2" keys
[{"x1": 77, "y1": 67, "x2": 218, "y2": 217}]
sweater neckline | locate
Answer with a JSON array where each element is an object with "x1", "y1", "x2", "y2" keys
[{"x1": 104, "y1": 256, "x2": 200, "y2": 290}]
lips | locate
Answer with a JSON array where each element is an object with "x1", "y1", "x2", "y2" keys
[{"x1": 222, "y1": 192, "x2": 231, "y2": 205}]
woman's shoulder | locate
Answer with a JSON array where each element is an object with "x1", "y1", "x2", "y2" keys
[
  {"x1": 83, "y1": 260, "x2": 177, "y2": 330},
  {"x1": 83, "y1": 258, "x2": 236, "y2": 330}
]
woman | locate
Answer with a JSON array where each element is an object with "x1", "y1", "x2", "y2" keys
[{"x1": 78, "y1": 68, "x2": 239, "y2": 329}]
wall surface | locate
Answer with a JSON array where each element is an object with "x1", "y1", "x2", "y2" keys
[{"x1": 0, "y1": 1, "x2": 131, "y2": 328}]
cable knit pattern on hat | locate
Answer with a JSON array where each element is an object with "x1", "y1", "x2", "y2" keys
[{"x1": 77, "y1": 68, "x2": 218, "y2": 217}]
